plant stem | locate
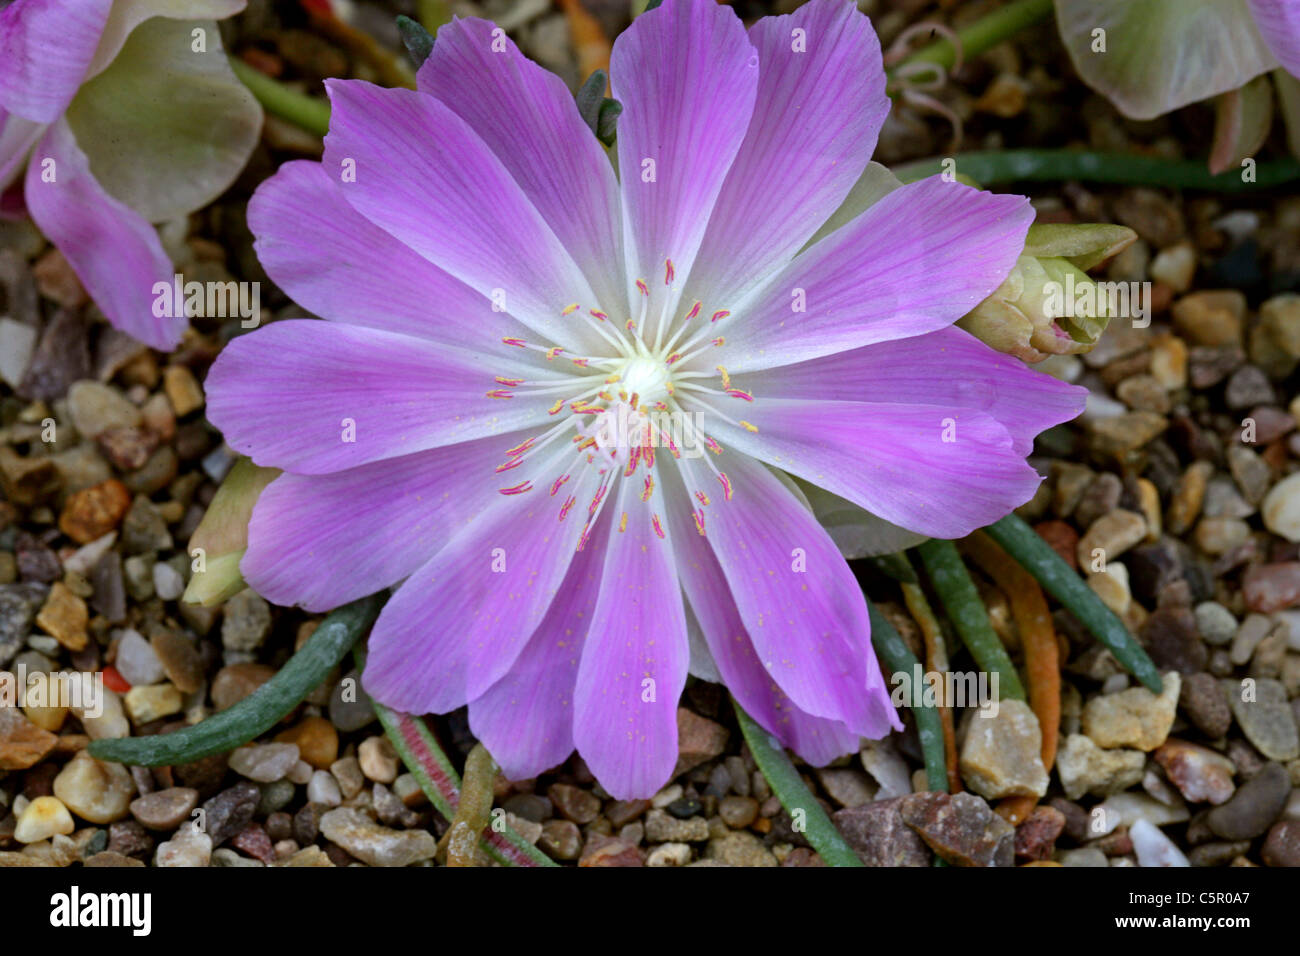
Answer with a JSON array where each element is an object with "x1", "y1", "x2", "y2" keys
[
  {"x1": 867, "y1": 601, "x2": 949, "y2": 793},
  {"x1": 915, "y1": 539, "x2": 1027, "y2": 701},
  {"x1": 983, "y1": 514, "x2": 1163, "y2": 692},
  {"x1": 732, "y1": 698, "x2": 864, "y2": 867},
  {"x1": 229, "y1": 57, "x2": 331, "y2": 138},
  {"x1": 894, "y1": 0, "x2": 1053, "y2": 73},
  {"x1": 893, "y1": 149, "x2": 1300, "y2": 190},
  {"x1": 90, "y1": 594, "x2": 382, "y2": 765}
]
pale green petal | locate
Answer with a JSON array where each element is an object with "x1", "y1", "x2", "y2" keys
[
  {"x1": 66, "y1": 16, "x2": 261, "y2": 223},
  {"x1": 794, "y1": 479, "x2": 928, "y2": 559},
  {"x1": 1273, "y1": 69, "x2": 1300, "y2": 160},
  {"x1": 87, "y1": 0, "x2": 245, "y2": 79},
  {"x1": 1054, "y1": 0, "x2": 1277, "y2": 119},
  {"x1": 1209, "y1": 74, "x2": 1275, "y2": 174},
  {"x1": 1022, "y1": 223, "x2": 1137, "y2": 271},
  {"x1": 805, "y1": 161, "x2": 903, "y2": 249}
]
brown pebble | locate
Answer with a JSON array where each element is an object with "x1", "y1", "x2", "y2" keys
[{"x1": 58, "y1": 479, "x2": 131, "y2": 544}]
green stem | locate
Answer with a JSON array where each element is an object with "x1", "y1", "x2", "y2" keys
[
  {"x1": 915, "y1": 539, "x2": 1027, "y2": 702},
  {"x1": 867, "y1": 601, "x2": 948, "y2": 793},
  {"x1": 893, "y1": 0, "x2": 1053, "y2": 73},
  {"x1": 90, "y1": 594, "x2": 382, "y2": 765},
  {"x1": 983, "y1": 514, "x2": 1162, "y2": 693},
  {"x1": 229, "y1": 56, "x2": 331, "y2": 138},
  {"x1": 732, "y1": 698, "x2": 863, "y2": 867},
  {"x1": 893, "y1": 149, "x2": 1300, "y2": 191}
]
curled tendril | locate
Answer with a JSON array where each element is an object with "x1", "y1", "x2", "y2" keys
[{"x1": 885, "y1": 21, "x2": 965, "y2": 152}]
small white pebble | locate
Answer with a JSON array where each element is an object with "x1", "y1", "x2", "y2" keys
[{"x1": 307, "y1": 770, "x2": 342, "y2": 807}]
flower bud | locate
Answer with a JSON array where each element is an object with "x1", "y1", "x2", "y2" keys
[{"x1": 182, "y1": 457, "x2": 280, "y2": 606}]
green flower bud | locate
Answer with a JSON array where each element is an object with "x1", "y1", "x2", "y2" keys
[{"x1": 182, "y1": 457, "x2": 280, "y2": 606}]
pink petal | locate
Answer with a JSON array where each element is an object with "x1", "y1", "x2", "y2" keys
[
  {"x1": 417, "y1": 18, "x2": 625, "y2": 314},
  {"x1": 683, "y1": 0, "x2": 888, "y2": 310},
  {"x1": 1250, "y1": 0, "x2": 1300, "y2": 75},
  {"x1": 573, "y1": 477, "x2": 689, "y2": 799},
  {"x1": 746, "y1": 326, "x2": 1087, "y2": 456},
  {"x1": 321, "y1": 79, "x2": 602, "y2": 351},
  {"x1": 662, "y1": 478, "x2": 862, "y2": 764},
  {"x1": 467, "y1": 516, "x2": 612, "y2": 782},
  {"x1": 0, "y1": 0, "x2": 111, "y2": 122},
  {"x1": 610, "y1": 0, "x2": 757, "y2": 330},
  {"x1": 719, "y1": 177, "x2": 1033, "y2": 373},
  {"x1": 242, "y1": 433, "x2": 533, "y2": 612},
  {"x1": 705, "y1": 399, "x2": 1044, "y2": 539},
  {"x1": 363, "y1": 455, "x2": 605, "y2": 716},
  {"x1": 673, "y1": 454, "x2": 897, "y2": 738},
  {"x1": 23, "y1": 119, "x2": 181, "y2": 350},
  {"x1": 0, "y1": 109, "x2": 44, "y2": 190},
  {"x1": 247, "y1": 160, "x2": 532, "y2": 350},
  {"x1": 206, "y1": 319, "x2": 553, "y2": 474}
]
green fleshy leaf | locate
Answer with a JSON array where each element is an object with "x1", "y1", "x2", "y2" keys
[
  {"x1": 396, "y1": 15, "x2": 435, "y2": 68},
  {"x1": 575, "y1": 70, "x2": 622, "y2": 147},
  {"x1": 66, "y1": 16, "x2": 262, "y2": 223}
]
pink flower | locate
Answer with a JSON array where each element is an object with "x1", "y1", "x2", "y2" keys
[
  {"x1": 207, "y1": 0, "x2": 1085, "y2": 798},
  {"x1": 0, "y1": 0, "x2": 261, "y2": 349}
]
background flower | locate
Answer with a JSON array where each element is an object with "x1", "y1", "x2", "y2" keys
[{"x1": 0, "y1": 0, "x2": 261, "y2": 350}]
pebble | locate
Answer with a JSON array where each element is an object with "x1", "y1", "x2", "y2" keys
[
  {"x1": 0, "y1": 707, "x2": 58, "y2": 770},
  {"x1": 1228, "y1": 445, "x2": 1273, "y2": 506},
  {"x1": 1149, "y1": 242, "x2": 1196, "y2": 291},
  {"x1": 1088, "y1": 562, "x2": 1132, "y2": 615},
  {"x1": 1076, "y1": 509, "x2": 1147, "y2": 567},
  {"x1": 220, "y1": 589, "x2": 271, "y2": 652},
  {"x1": 123, "y1": 683, "x2": 183, "y2": 724},
  {"x1": 1095, "y1": 792, "x2": 1190, "y2": 832},
  {"x1": 813, "y1": 767, "x2": 875, "y2": 808},
  {"x1": 151, "y1": 631, "x2": 204, "y2": 694},
  {"x1": 705, "y1": 831, "x2": 777, "y2": 867},
  {"x1": 644, "y1": 808, "x2": 709, "y2": 842},
  {"x1": 897, "y1": 791, "x2": 1014, "y2": 867},
  {"x1": 114, "y1": 628, "x2": 165, "y2": 686},
  {"x1": 0, "y1": 318, "x2": 36, "y2": 389},
  {"x1": 1153, "y1": 739, "x2": 1236, "y2": 804},
  {"x1": 1187, "y1": 841, "x2": 1251, "y2": 867},
  {"x1": 1225, "y1": 365, "x2": 1275, "y2": 409},
  {"x1": 57, "y1": 480, "x2": 131, "y2": 544},
  {"x1": 1194, "y1": 517, "x2": 1251, "y2": 555},
  {"x1": 1130, "y1": 818, "x2": 1190, "y2": 867},
  {"x1": 52, "y1": 751, "x2": 135, "y2": 823},
  {"x1": 152, "y1": 562, "x2": 184, "y2": 601},
  {"x1": 330, "y1": 757, "x2": 365, "y2": 800},
  {"x1": 578, "y1": 834, "x2": 643, "y2": 867},
  {"x1": 13, "y1": 796, "x2": 74, "y2": 843},
  {"x1": 329, "y1": 668, "x2": 376, "y2": 731},
  {"x1": 1140, "y1": 607, "x2": 1207, "y2": 674},
  {"x1": 34, "y1": 581, "x2": 87, "y2": 651},
  {"x1": 538, "y1": 819, "x2": 583, "y2": 861},
  {"x1": 129, "y1": 788, "x2": 199, "y2": 830},
  {"x1": 163, "y1": 365, "x2": 205, "y2": 417},
  {"x1": 1081, "y1": 671, "x2": 1180, "y2": 751},
  {"x1": 1230, "y1": 614, "x2": 1274, "y2": 666},
  {"x1": 1179, "y1": 672, "x2": 1234, "y2": 738},
  {"x1": 859, "y1": 739, "x2": 914, "y2": 799},
  {"x1": 229, "y1": 742, "x2": 300, "y2": 783},
  {"x1": 1195, "y1": 602, "x2": 1237, "y2": 646},
  {"x1": 67, "y1": 381, "x2": 142, "y2": 439},
  {"x1": 211, "y1": 662, "x2": 275, "y2": 710},
  {"x1": 211, "y1": 847, "x2": 264, "y2": 868},
  {"x1": 155, "y1": 823, "x2": 212, "y2": 867},
  {"x1": 201, "y1": 782, "x2": 260, "y2": 845},
  {"x1": 674, "y1": 707, "x2": 729, "y2": 775},
  {"x1": 1055, "y1": 733, "x2": 1145, "y2": 799},
  {"x1": 108, "y1": 820, "x2": 153, "y2": 859},
  {"x1": 73, "y1": 688, "x2": 129, "y2": 739},
  {"x1": 1263, "y1": 473, "x2": 1300, "y2": 543},
  {"x1": 718, "y1": 795, "x2": 759, "y2": 829},
  {"x1": 1243, "y1": 563, "x2": 1300, "y2": 613},
  {"x1": 1166, "y1": 461, "x2": 1214, "y2": 535},
  {"x1": 1058, "y1": 847, "x2": 1109, "y2": 867},
  {"x1": 646, "y1": 842, "x2": 692, "y2": 867},
  {"x1": 1224, "y1": 677, "x2": 1300, "y2": 760},
  {"x1": 358, "y1": 735, "x2": 399, "y2": 783},
  {"x1": 1170, "y1": 290, "x2": 1244, "y2": 347},
  {"x1": 1206, "y1": 762, "x2": 1290, "y2": 839},
  {"x1": 306, "y1": 770, "x2": 342, "y2": 807},
  {"x1": 120, "y1": 495, "x2": 171, "y2": 554},
  {"x1": 274, "y1": 716, "x2": 339, "y2": 770},
  {"x1": 959, "y1": 698, "x2": 1048, "y2": 799},
  {"x1": 1014, "y1": 806, "x2": 1065, "y2": 862},
  {"x1": 1262, "y1": 820, "x2": 1300, "y2": 866},
  {"x1": 319, "y1": 807, "x2": 437, "y2": 867}
]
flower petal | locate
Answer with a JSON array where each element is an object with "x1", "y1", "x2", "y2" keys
[
  {"x1": 1054, "y1": 0, "x2": 1278, "y2": 119},
  {"x1": 65, "y1": 15, "x2": 261, "y2": 223},
  {"x1": 417, "y1": 17, "x2": 625, "y2": 313},
  {"x1": 682, "y1": 0, "x2": 888, "y2": 310},
  {"x1": 573, "y1": 477, "x2": 689, "y2": 799},
  {"x1": 610, "y1": 0, "x2": 757, "y2": 332},
  {"x1": 242, "y1": 432, "x2": 533, "y2": 612},
  {"x1": 672, "y1": 454, "x2": 896, "y2": 738},
  {"x1": 663, "y1": 475, "x2": 861, "y2": 764},
  {"x1": 321, "y1": 79, "x2": 602, "y2": 349},
  {"x1": 247, "y1": 160, "x2": 533, "y2": 349},
  {"x1": 0, "y1": 0, "x2": 111, "y2": 122},
  {"x1": 86, "y1": 0, "x2": 246, "y2": 78},
  {"x1": 705, "y1": 400, "x2": 1043, "y2": 539},
  {"x1": 206, "y1": 319, "x2": 555, "y2": 474},
  {"x1": 363, "y1": 453, "x2": 605, "y2": 716},
  {"x1": 467, "y1": 516, "x2": 612, "y2": 782},
  {"x1": 23, "y1": 119, "x2": 180, "y2": 350},
  {"x1": 719, "y1": 177, "x2": 1033, "y2": 373},
  {"x1": 746, "y1": 326, "x2": 1086, "y2": 456},
  {"x1": 0, "y1": 109, "x2": 44, "y2": 191},
  {"x1": 1250, "y1": 0, "x2": 1300, "y2": 76}
]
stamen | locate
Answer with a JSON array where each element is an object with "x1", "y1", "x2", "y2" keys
[
  {"x1": 684, "y1": 301, "x2": 701, "y2": 322},
  {"x1": 500, "y1": 480, "x2": 533, "y2": 496},
  {"x1": 550, "y1": 474, "x2": 570, "y2": 496},
  {"x1": 619, "y1": 511, "x2": 629, "y2": 532},
  {"x1": 558, "y1": 495, "x2": 576, "y2": 520},
  {"x1": 726, "y1": 388, "x2": 754, "y2": 402},
  {"x1": 635, "y1": 279, "x2": 649, "y2": 297},
  {"x1": 693, "y1": 509, "x2": 707, "y2": 536},
  {"x1": 561, "y1": 303, "x2": 580, "y2": 316},
  {"x1": 664, "y1": 259, "x2": 675, "y2": 285},
  {"x1": 486, "y1": 389, "x2": 513, "y2": 399},
  {"x1": 717, "y1": 472, "x2": 733, "y2": 501},
  {"x1": 494, "y1": 376, "x2": 523, "y2": 387},
  {"x1": 641, "y1": 473, "x2": 655, "y2": 502},
  {"x1": 652, "y1": 514, "x2": 666, "y2": 539}
]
